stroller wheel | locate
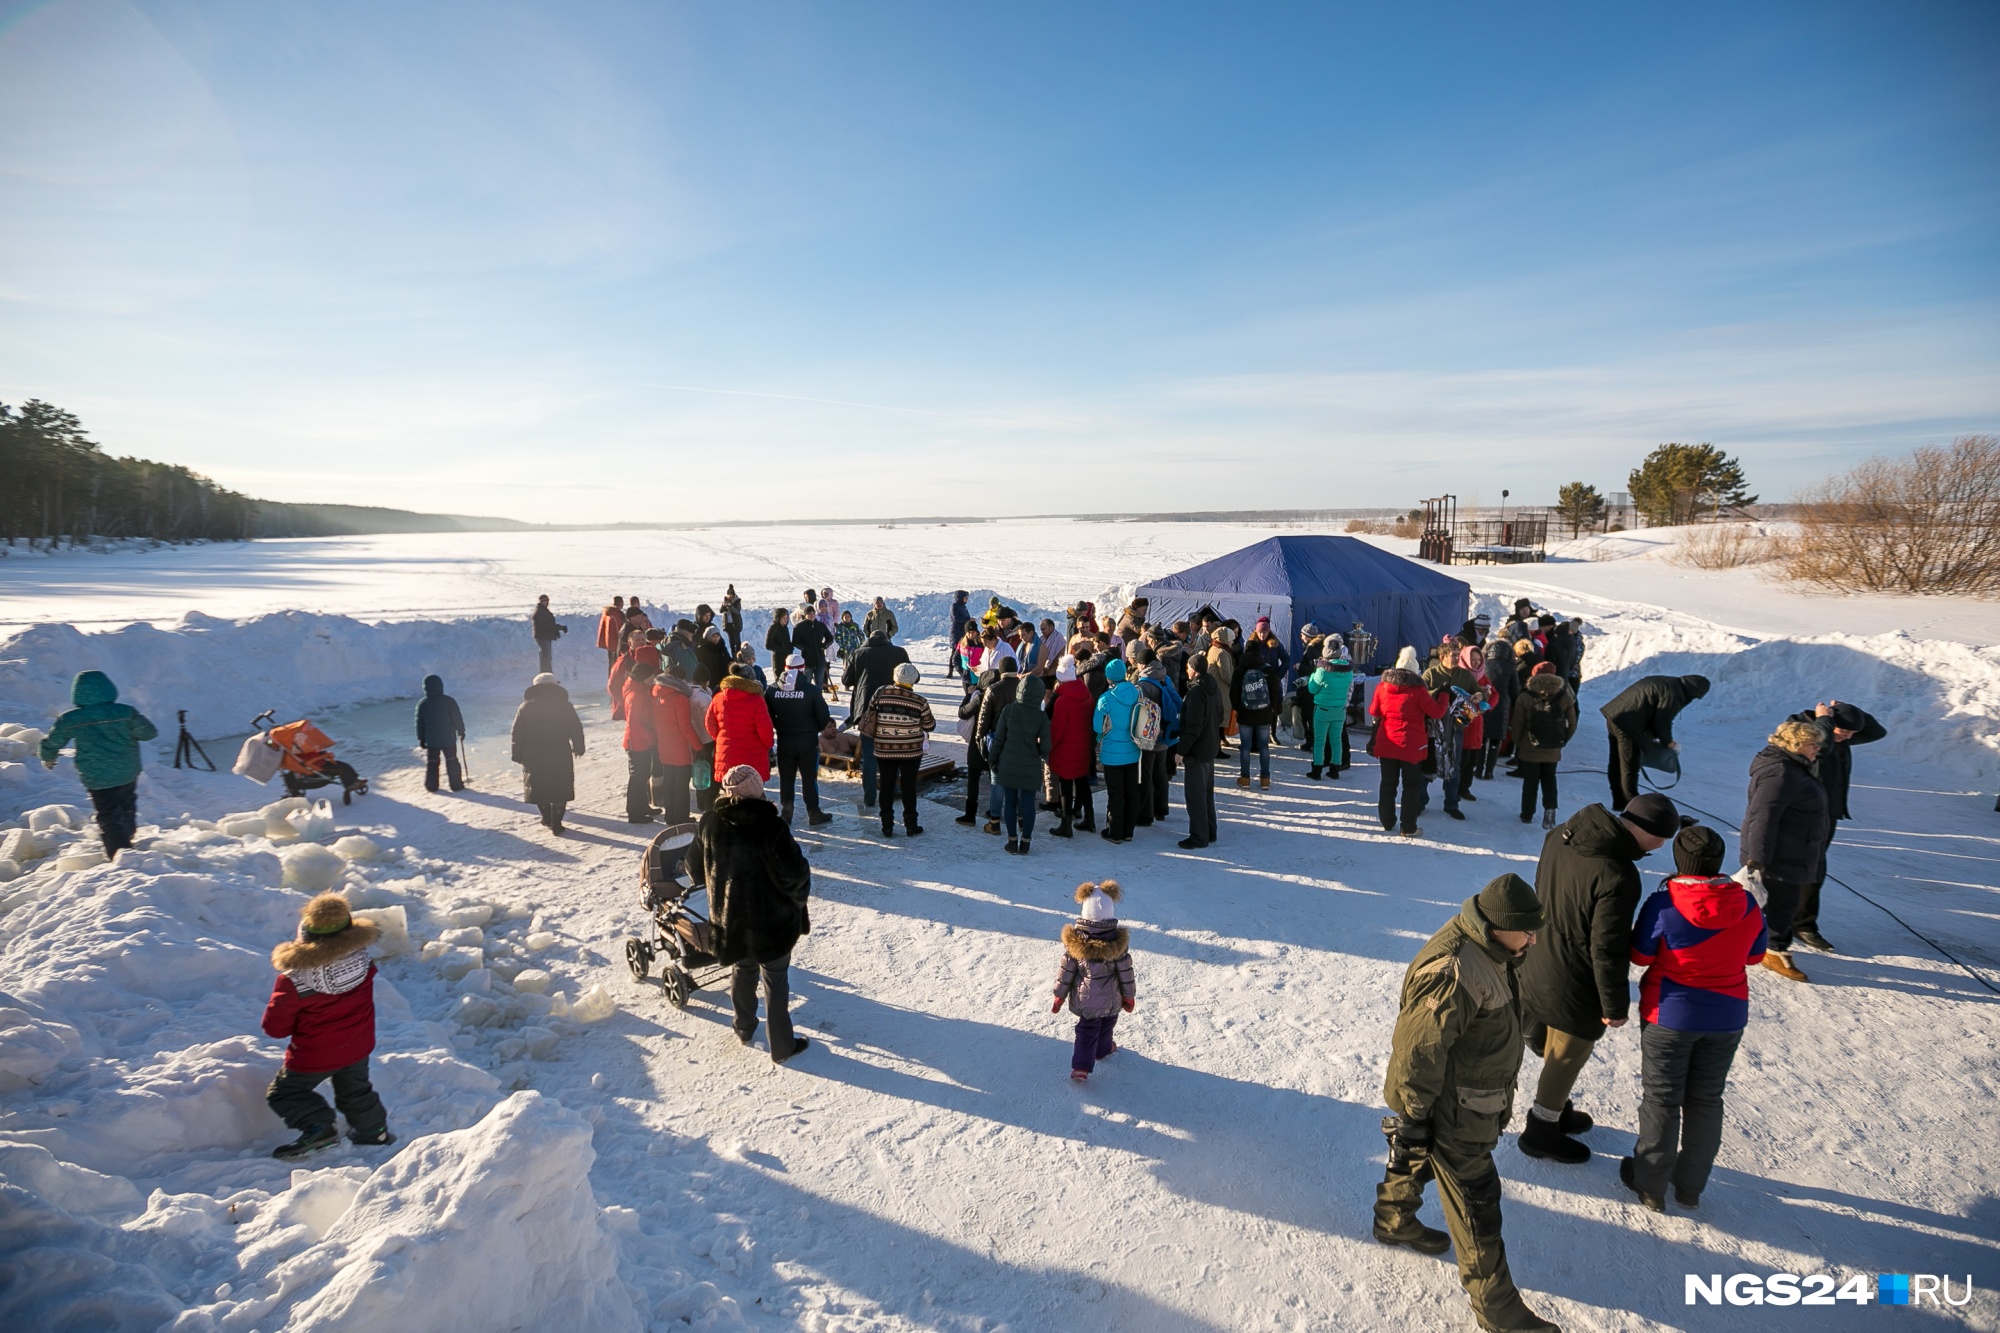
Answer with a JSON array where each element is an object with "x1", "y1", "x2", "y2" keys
[
  {"x1": 624, "y1": 939, "x2": 651, "y2": 981},
  {"x1": 663, "y1": 968, "x2": 692, "y2": 1009}
]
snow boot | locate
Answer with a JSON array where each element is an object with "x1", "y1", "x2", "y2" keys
[
  {"x1": 1372, "y1": 1216, "x2": 1451, "y2": 1256},
  {"x1": 1762, "y1": 950, "x2": 1809, "y2": 982},
  {"x1": 349, "y1": 1127, "x2": 397, "y2": 1147},
  {"x1": 1259, "y1": 776, "x2": 1271, "y2": 791},
  {"x1": 1004, "y1": 838, "x2": 1020, "y2": 854},
  {"x1": 774, "y1": 1036, "x2": 811, "y2": 1064},
  {"x1": 1541, "y1": 808, "x2": 1557, "y2": 830},
  {"x1": 1519, "y1": 812, "x2": 1533, "y2": 824},
  {"x1": 1051, "y1": 820, "x2": 1073, "y2": 838},
  {"x1": 954, "y1": 812, "x2": 978, "y2": 825},
  {"x1": 1308, "y1": 767, "x2": 1323, "y2": 780},
  {"x1": 808, "y1": 809, "x2": 833, "y2": 827},
  {"x1": 1518, "y1": 1113, "x2": 1591, "y2": 1164},
  {"x1": 1237, "y1": 775, "x2": 1252, "y2": 789},
  {"x1": 1619, "y1": 1156, "x2": 1667, "y2": 1213},
  {"x1": 1559, "y1": 1100, "x2": 1593, "y2": 1134},
  {"x1": 1793, "y1": 928, "x2": 1836, "y2": 953},
  {"x1": 1446, "y1": 808, "x2": 1466, "y2": 820},
  {"x1": 780, "y1": 804, "x2": 795, "y2": 824},
  {"x1": 272, "y1": 1125, "x2": 340, "y2": 1161},
  {"x1": 880, "y1": 822, "x2": 895, "y2": 838},
  {"x1": 1177, "y1": 836, "x2": 1207, "y2": 849},
  {"x1": 1460, "y1": 789, "x2": 1477, "y2": 802},
  {"x1": 1018, "y1": 837, "x2": 1031, "y2": 855},
  {"x1": 983, "y1": 819, "x2": 1002, "y2": 835},
  {"x1": 905, "y1": 823, "x2": 924, "y2": 837}
]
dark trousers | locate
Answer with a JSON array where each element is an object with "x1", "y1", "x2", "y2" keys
[
  {"x1": 267, "y1": 1059, "x2": 385, "y2": 1137},
  {"x1": 87, "y1": 781, "x2": 138, "y2": 855},
  {"x1": 1517, "y1": 760, "x2": 1558, "y2": 818},
  {"x1": 1071, "y1": 1013, "x2": 1119, "y2": 1073},
  {"x1": 1796, "y1": 824, "x2": 1834, "y2": 934},
  {"x1": 730, "y1": 950, "x2": 797, "y2": 1061},
  {"x1": 535, "y1": 800, "x2": 567, "y2": 828},
  {"x1": 606, "y1": 646, "x2": 619, "y2": 671},
  {"x1": 1633, "y1": 1023, "x2": 1744, "y2": 1202},
  {"x1": 1378, "y1": 758, "x2": 1426, "y2": 833},
  {"x1": 1103, "y1": 762, "x2": 1139, "y2": 838},
  {"x1": 1182, "y1": 757, "x2": 1217, "y2": 844},
  {"x1": 625, "y1": 749, "x2": 657, "y2": 819},
  {"x1": 1059, "y1": 775, "x2": 1096, "y2": 830},
  {"x1": 1607, "y1": 724, "x2": 1643, "y2": 809},
  {"x1": 776, "y1": 744, "x2": 821, "y2": 813},
  {"x1": 1764, "y1": 876, "x2": 1805, "y2": 951},
  {"x1": 860, "y1": 736, "x2": 878, "y2": 805},
  {"x1": 878, "y1": 757, "x2": 920, "y2": 831},
  {"x1": 1439, "y1": 734, "x2": 1465, "y2": 813},
  {"x1": 424, "y1": 745, "x2": 463, "y2": 792},
  {"x1": 1374, "y1": 1134, "x2": 1534, "y2": 1329},
  {"x1": 963, "y1": 754, "x2": 987, "y2": 819},
  {"x1": 1001, "y1": 785, "x2": 1037, "y2": 840},
  {"x1": 1138, "y1": 747, "x2": 1172, "y2": 822},
  {"x1": 657, "y1": 763, "x2": 692, "y2": 825},
  {"x1": 538, "y1": 639, "x2": 554, "y2": 674}
]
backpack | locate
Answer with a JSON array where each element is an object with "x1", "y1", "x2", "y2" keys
[
  {"x1": 1154, "y1": 677, "x2": 1182, "y2": 743},
  {"x1": 1130, "y1": 691, "x2": 1163, "y2": 751},
  {"x1": 1524, "y1": 692, "x2": 1566, "y2": 750},
  {"x1": 1240, "y1": 668, "x2": 1271, "y2": 712},
  {"x1": 686, "y1": 686, "x2": 715, "y2": 745}
]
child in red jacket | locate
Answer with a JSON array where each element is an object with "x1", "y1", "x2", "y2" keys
[{"x1": 261, "y1": 892, "x2": 393, "y2": 1160}]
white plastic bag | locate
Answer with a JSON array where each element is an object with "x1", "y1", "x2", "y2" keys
[
  {"x1": 234, "y1": 734, "x2": 283, "y2": 784},
  {"x1": 285, "y1": 799, "x2": 336, "y2": 842}
]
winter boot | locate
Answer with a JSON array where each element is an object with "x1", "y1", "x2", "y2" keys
[
  {"x1": 349, "y1": 1127, "x2": 397, "y2": 1147},
  {"x1": 1519, "y1": 812, "x2": 1533, "y2": 824},
  {"x1": 1237, "y1": 774, "x2": 1252, "y2": 789},
  {"x1": 808, "y1": 809, "x2": 833, "y2": 826},
  {"x1": 774, "y1": 1036, "x2": 811, "y2": 1064},
  {"x1": 983, "y1": 819, "x2": 1001, "y2": 835},
  {"x1": 1793, "y1": 928, "x2": 1836, "y2": 953},
  {"x1": 272, "y1": 1125, "x2": 341, "y2": 1161},
  {"x1": 1051, "y1": 820, "x2": 1073, "y2": 839},
  {"x1": 954, "y1": 812, "x2": 978, "y2": 825},
  {"x1": 1460, "y1": 788, "x2": 1477, "y2": 802},
  {"x1": 1177, "y1": 836, "x2": 1207, "y2": 849},
  {"x1": 905, "y1": 823, "x2": 924, "y2": 837},
  {"x1": 1558, "y1": 1100, "x2": 1594, "y2": 1135},
  {"x1": 1762, "y1": 950, "x2": 1809, "y2": 982},
  {"x1": 1518, "y1": 1113, "x2": 1591, "y2": 1164},
  {"x1": 780, "y1": 804, "x2": 795, "y2": 825},
  {"x1": 1259, "y1": 775, "x2": 1271, "y2": 791},
  {"x1": 1372, "y1": 1216, "x2": 1451, "y2": 1256},
  {"x1": 1004, "y1": 838, "x2": 1020, "y2": 854},
  {"x1": 1619, "y1": 1156, "x2": 1667, "y2": 1213},
  {"x1": 1541, "y1": 808, "x2": 1557, "y2": 830},
  {"x1": 1308, "y1": 767, "x2": 1323, "y2": 780},
  {"x1": 1017, "y1": 837, "x2": 1031, "y2": 855},
  {"x1": 880, "y1": 822, "x2": 895, "y2": 838}
]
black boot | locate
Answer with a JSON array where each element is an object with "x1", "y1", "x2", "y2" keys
[
  {"x1": 272, "y1": 1124, "x2": 341, "y2": 1161},
  {"x1": 1559, "y1": 1099, "x2": 1593, "y2": 1134},
  {"x1": 1518, "y1": 1112, "x2": 1591, "y2": 1164},
  {"x1": 1619, "y1": 1156, "x2": 1666, "y2": 1212},
  {"x1": 1051, "y1": 820, "x2": 1073, "y2": 839}
]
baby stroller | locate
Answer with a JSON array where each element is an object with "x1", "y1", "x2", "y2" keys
[
  {"x1": 251, "y1": 710, "x2": 370, "y2": 805},
  {"x1": 624, "y1": 822, "x2": 731, "y2": 1008}
]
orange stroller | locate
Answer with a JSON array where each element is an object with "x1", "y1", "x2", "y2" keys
[{"x1": 251, "y1": 710, "x2": 370, "y2": 804}]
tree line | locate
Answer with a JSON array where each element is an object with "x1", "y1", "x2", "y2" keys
[{"x1": 1, "y1": 400, "x2": 257, "y2": 544}]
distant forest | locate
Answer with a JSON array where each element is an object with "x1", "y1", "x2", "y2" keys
[{"x1": 0, "y1": 400, "x2": 533, "y2": 543}]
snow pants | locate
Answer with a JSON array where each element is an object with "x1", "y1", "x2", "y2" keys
[
  {"x1": 730, "y1": 949, "x2": 796, "y2": 1061},
  {"x1": 1632, "y1": 1022, "x2": 1742, "y2": 1203},
  {"x1": 1310, "y1": 714, "x2": 1346, "y2": 772},
  {"x1": 1606, "y1": 724, "x2": 1644, "y2": 810},
  {"x1": 268, "y1": 1058, "x2": 386, "y2": 1138},
  {"x1": 1378, "y1": 758, "x2": 1425, "y2": 834},
  {"x1": 1181, "y1": 758, "x2": 1217, "y2": 845},
  {"x1": 424, "y1": 745, "x2": 463, "y2": 792},
  {"x1": 1374, "y1": 1134, "x2": 1539, "y2": 1330},
  {"x1": 87, "y1": 782, "x2": 138, "y2": 855},
  {"x1": 776, "y1": 743, "x2": 821, "y2": 814},
  {"x1": 1071, "y1": 1013, "x2": 1119, "y2": 1073},
  {"x1": 1102, "y1": 762, "x2": 1139, "y2": 839}
]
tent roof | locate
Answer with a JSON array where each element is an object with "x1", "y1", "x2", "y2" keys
[{"x1": 1137, "y1": 536, "x2": 1468, "y2": 603}]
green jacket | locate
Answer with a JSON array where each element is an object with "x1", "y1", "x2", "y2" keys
[
  {"x1": 40, "y1": 671, "x2": 159, "y2": 791},
  {"x1": 1382, "y1": 898, "x2": 1527, "y2": 1150}
]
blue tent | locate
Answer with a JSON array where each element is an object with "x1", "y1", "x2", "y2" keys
[{"x1": 1134, "y1": 536, "x2": 1469, "y2": 669}]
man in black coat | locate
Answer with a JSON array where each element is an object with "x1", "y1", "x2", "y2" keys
[
  {"x1": 968, "y1": 654, "x2": 1021, "y2": 833},
  {"x1": 764, "y1": 609, "x2": 791, "y2": 674},
  {"x1": 1741, "y1": 720, "x2": 1833, "y2": 981},
  {"x1": 948, "y1": 591, "x2": 972, "y2": 679},
  {"x1": 1781, "y1": 700, "x2": 1885, "y2": 953},
  {"x1": 415, "y1": 674, "x2": 467, "y2": 793},
  {"x1": 842, "y1": 631, "x2": 912, "y2": 811},
  {"x1": 1176, "y1": 653, "x2": 1223, "y2": 849},
  {"x1": 1599, "y1": 674, "x2": 1710, "y2": 810},
  {"x1": 531, "y1": 595, "x2": 566, "y2": 675},
  {"x1": 1516, "y1": 793, "x2": 1679, "y2": 1163},
  {"x1": 510, "y1": 673, "x2": 584, "y2": 833},
  {"x1": 695, "y1": 627, "x2": 732, "y2": 692},
  {"x1": 693, "y1": 764, "x2": 813, "y2": 1063},
  {"x1": 767, "y1": 651, "x2": 833, "y2": 826},
  {"x1": 790, "y1": 611, "x2": 835, "y2": 693}
]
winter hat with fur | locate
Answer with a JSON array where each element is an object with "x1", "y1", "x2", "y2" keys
[
  {"x1": 721, "y1": 764, "x2": 765, "y2": 800},
  {"x1": 1075, "y1": 879, "x2": 1123, "y2": 922},
  {"x1": 1513, "y1": 640, "x2": 1536, "y2": 659},
  {"x1": 893, "y1": 662, "x2": 921, "y2": 686},
  {"x1": 272, "y1": 893, "x2": 378, "y2": 969}
]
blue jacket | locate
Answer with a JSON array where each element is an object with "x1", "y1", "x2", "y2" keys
[{"x1": 1093, "y1": 660, "x2": 1142, "y2": 766}]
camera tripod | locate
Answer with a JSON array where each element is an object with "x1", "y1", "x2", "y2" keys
[{"x1": 173, "y1": 710, "x2": 215, "y2": 771}]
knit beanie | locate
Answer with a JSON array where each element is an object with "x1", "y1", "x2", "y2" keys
[
  {"x1": 1105, "y1": 659, "x2": 1126, "y2": 683},
  {"x1": 786, "y1": 649, "x2": 806, "y2": 668},
  {"x1": 1076, "y1": 878, "x2": 1123, "y2": 922},
  {"x1": 1393, "y1": 646, "x2": 1420, "y2": 673},
  {"x1": 721, "y1": 764, "x2": 764, "y2": 800},
  {"x1": 1530, "y1": 661, "x2": 1556, "y2": 677},
  {"x1": 1056, "y1": 656, "x2": 1078, "y2": 683},
  {"x1": 1621, "y1": 792, "x2": 1684, "y2": 839},
  {"x1": 532, "y1": 672, "x2": 557, "y2": 686},
  {"x1": 1474, "y1": 873, "x2": 1544, "y2": 933},
  {"x1": 1673, "y1": 824, "x2": 1727, "y2": 876},
  {"x1": 893, "y1": 662, "x2": 920, "y2": 686}
]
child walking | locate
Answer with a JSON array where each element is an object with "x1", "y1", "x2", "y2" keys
[
  {"x1": 261, "y1": 892, "x2": 395, "y2": 1160},
  {"x1": 1052, "y1": 880, "x2": 1137, "y2": 1081}
]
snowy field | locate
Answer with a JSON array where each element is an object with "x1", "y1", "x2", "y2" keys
[{"x1": 2, "y1": 522, "x2": 1998, "y2": 1332}]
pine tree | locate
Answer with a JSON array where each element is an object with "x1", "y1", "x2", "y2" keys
[
  {"x1": 1627, "y1": 443, "x2": 1757, "y2": 526},
  {"x1": 1554, "y1": 482, "x2": 1605, "y2": 536}
]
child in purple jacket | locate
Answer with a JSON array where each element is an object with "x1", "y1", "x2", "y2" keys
[{"x1": 1052, "y1": 880, "x2": 1137, "y2": 1081}]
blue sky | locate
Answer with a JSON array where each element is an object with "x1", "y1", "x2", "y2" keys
[{"x1": 2, "y1": 1, "x2": 1995, "y2": 522}]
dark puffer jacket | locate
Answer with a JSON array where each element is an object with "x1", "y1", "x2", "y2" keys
[
  {"x1": 692, "y1": 795, "x2": 812, "y2": 965},
  {"x1": 842, "y1": 633, "x2": 911, "y2": 714},
  {"x1": 416, "y1": 675, "x2": 465, "y2": 750},
  {"x1": 988, "y1": 674, "x2": 1050, "y2": 790},
  {"x1": 510, "y1": 679, "x2": 585, "y2": 804},
  {"x1": 1740, "y1": 744, "x2": 1831, "y2": 884},
  {"x1": 1519, "y1": 803, "x2": 1648, "y2": 1037},
  {"x1": 1600, "y1": 674, "x2": 1710, "y2": 744},
  {"x1": 1508, "y1": 672, "x2": 1576, "y2": 764}
]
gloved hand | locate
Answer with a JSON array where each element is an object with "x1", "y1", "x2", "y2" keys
[
  {"x1": 1381, "y1": 1115, "x2": 1432, "y2": 1172},
  {"x1": 1051, "y1": 997, "x2": 1063, "y2": 1013},
  {"x1": 1121, "y1": 996, "x2": 1135, "y2": 1013},
  {"x1": 1733, "y1": 864, "x2": 1768, "y2": 907}
]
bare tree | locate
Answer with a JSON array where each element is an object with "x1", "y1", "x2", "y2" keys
[{"x1": 1784, "y1": 435, "x2": 2000, "y2": 596}]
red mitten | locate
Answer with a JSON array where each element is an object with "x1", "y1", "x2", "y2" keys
[
  {"x1": 1051, "y1": 997, "x2": 1063, "y2": 1013},
  {"x1": 1121, "y1": 996, "x2": 1135, "y2": 1013}
]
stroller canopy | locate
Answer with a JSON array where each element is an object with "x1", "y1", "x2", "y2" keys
[
  {"x1": 268, "y1": 719, "x2": 338, "y2": 774},
  {"x1": 1134, "y1": 536, "x2": 1469, "y2": 669}
]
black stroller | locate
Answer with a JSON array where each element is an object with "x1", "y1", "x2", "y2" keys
[{"x1": 624, "y1": 822, "x2": 731, "y2": 1008}]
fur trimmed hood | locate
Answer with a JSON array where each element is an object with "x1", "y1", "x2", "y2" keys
[
  {"x1": 1062, "y1": 922, "x2": 1129, "y2": 962},
  {"x1": 719, "y1": 674, "x2": 766, "y2": 696},
  {"x1": 272, "y1": 893, "x2": 379, "y2": 970}
]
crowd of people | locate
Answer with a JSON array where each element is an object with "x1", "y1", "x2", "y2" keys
[{"x1": 20, "y1": 580, "x2": 1901, "y2": 1330}]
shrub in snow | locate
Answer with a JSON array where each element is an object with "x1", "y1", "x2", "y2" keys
[
  {"x1": 279, "y1": 843, "x2": 346, "y2": 892},
  {"x1": 329, "y1": 834, "x2": 379, "y2": 862}
]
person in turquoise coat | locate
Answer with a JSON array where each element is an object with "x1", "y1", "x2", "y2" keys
[
  {"x1": 1092, "y1": 659, "x2": 1144, "y2": 841},
  {"x1": 39, "y1": 670, "x2": 159, "y2": 855},
  {"x1": 1306, "y1": 651, "x2": 1354, "y2": 780}
]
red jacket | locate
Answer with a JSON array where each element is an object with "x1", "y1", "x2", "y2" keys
[
  {"x1": 262, "y1": 962, "x2": 377, "y2": 1073},
  {"x1": 1368, "y1": 669, "x2": 1448, "y2": 763},
  {"x1": 596, "y1": 606, "x2": 623, "y2": 650},
  {"x1": 706, "y1": 676, "x2": 775, "y2": 779},
  {"x1": 622, "y1": 675, "x2": 658, "y2": 752},
  {"x1": 1048, "y1": 678, "x2": 1095, "y2": 780},
  {"x1": 651, "y1": 681, "x2": 700, "y2": 767},
  {"x1": 608, "y1": 655, "x2": 632, "y2": 720}
]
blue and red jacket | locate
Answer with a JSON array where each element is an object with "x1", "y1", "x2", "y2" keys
[{"x1": 1630, "y1": 875, "x2": 1767, "y2": 1032}]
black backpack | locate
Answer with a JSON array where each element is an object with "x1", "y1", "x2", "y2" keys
[{"x1": 1526, "y1": 692, "x2": 1567, "y2": 750}]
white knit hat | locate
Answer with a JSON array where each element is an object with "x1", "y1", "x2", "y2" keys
[
  {"x1": 893, "y1": 662, "x2": 920, "y2": 686},
  {"x1": 786, "y1": 650, "x2": 805, "y2": 668},
  {"x1": 1056, "y1": 656, "x2": 1078, "y2": 683},
  {"x1": 532, "y1": 672, "x2": 558, "y2": 686},
  {"x1": 1394, "y1": 645, "x2": 1420, "y2": 672},
  {"x1": 1080, "y1": 891, "x2": 1117, "y2": 922}
]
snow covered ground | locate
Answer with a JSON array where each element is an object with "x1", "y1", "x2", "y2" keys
[{"x1": 2, "y1": 524, "x2": 1997, "y2": 1332}]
